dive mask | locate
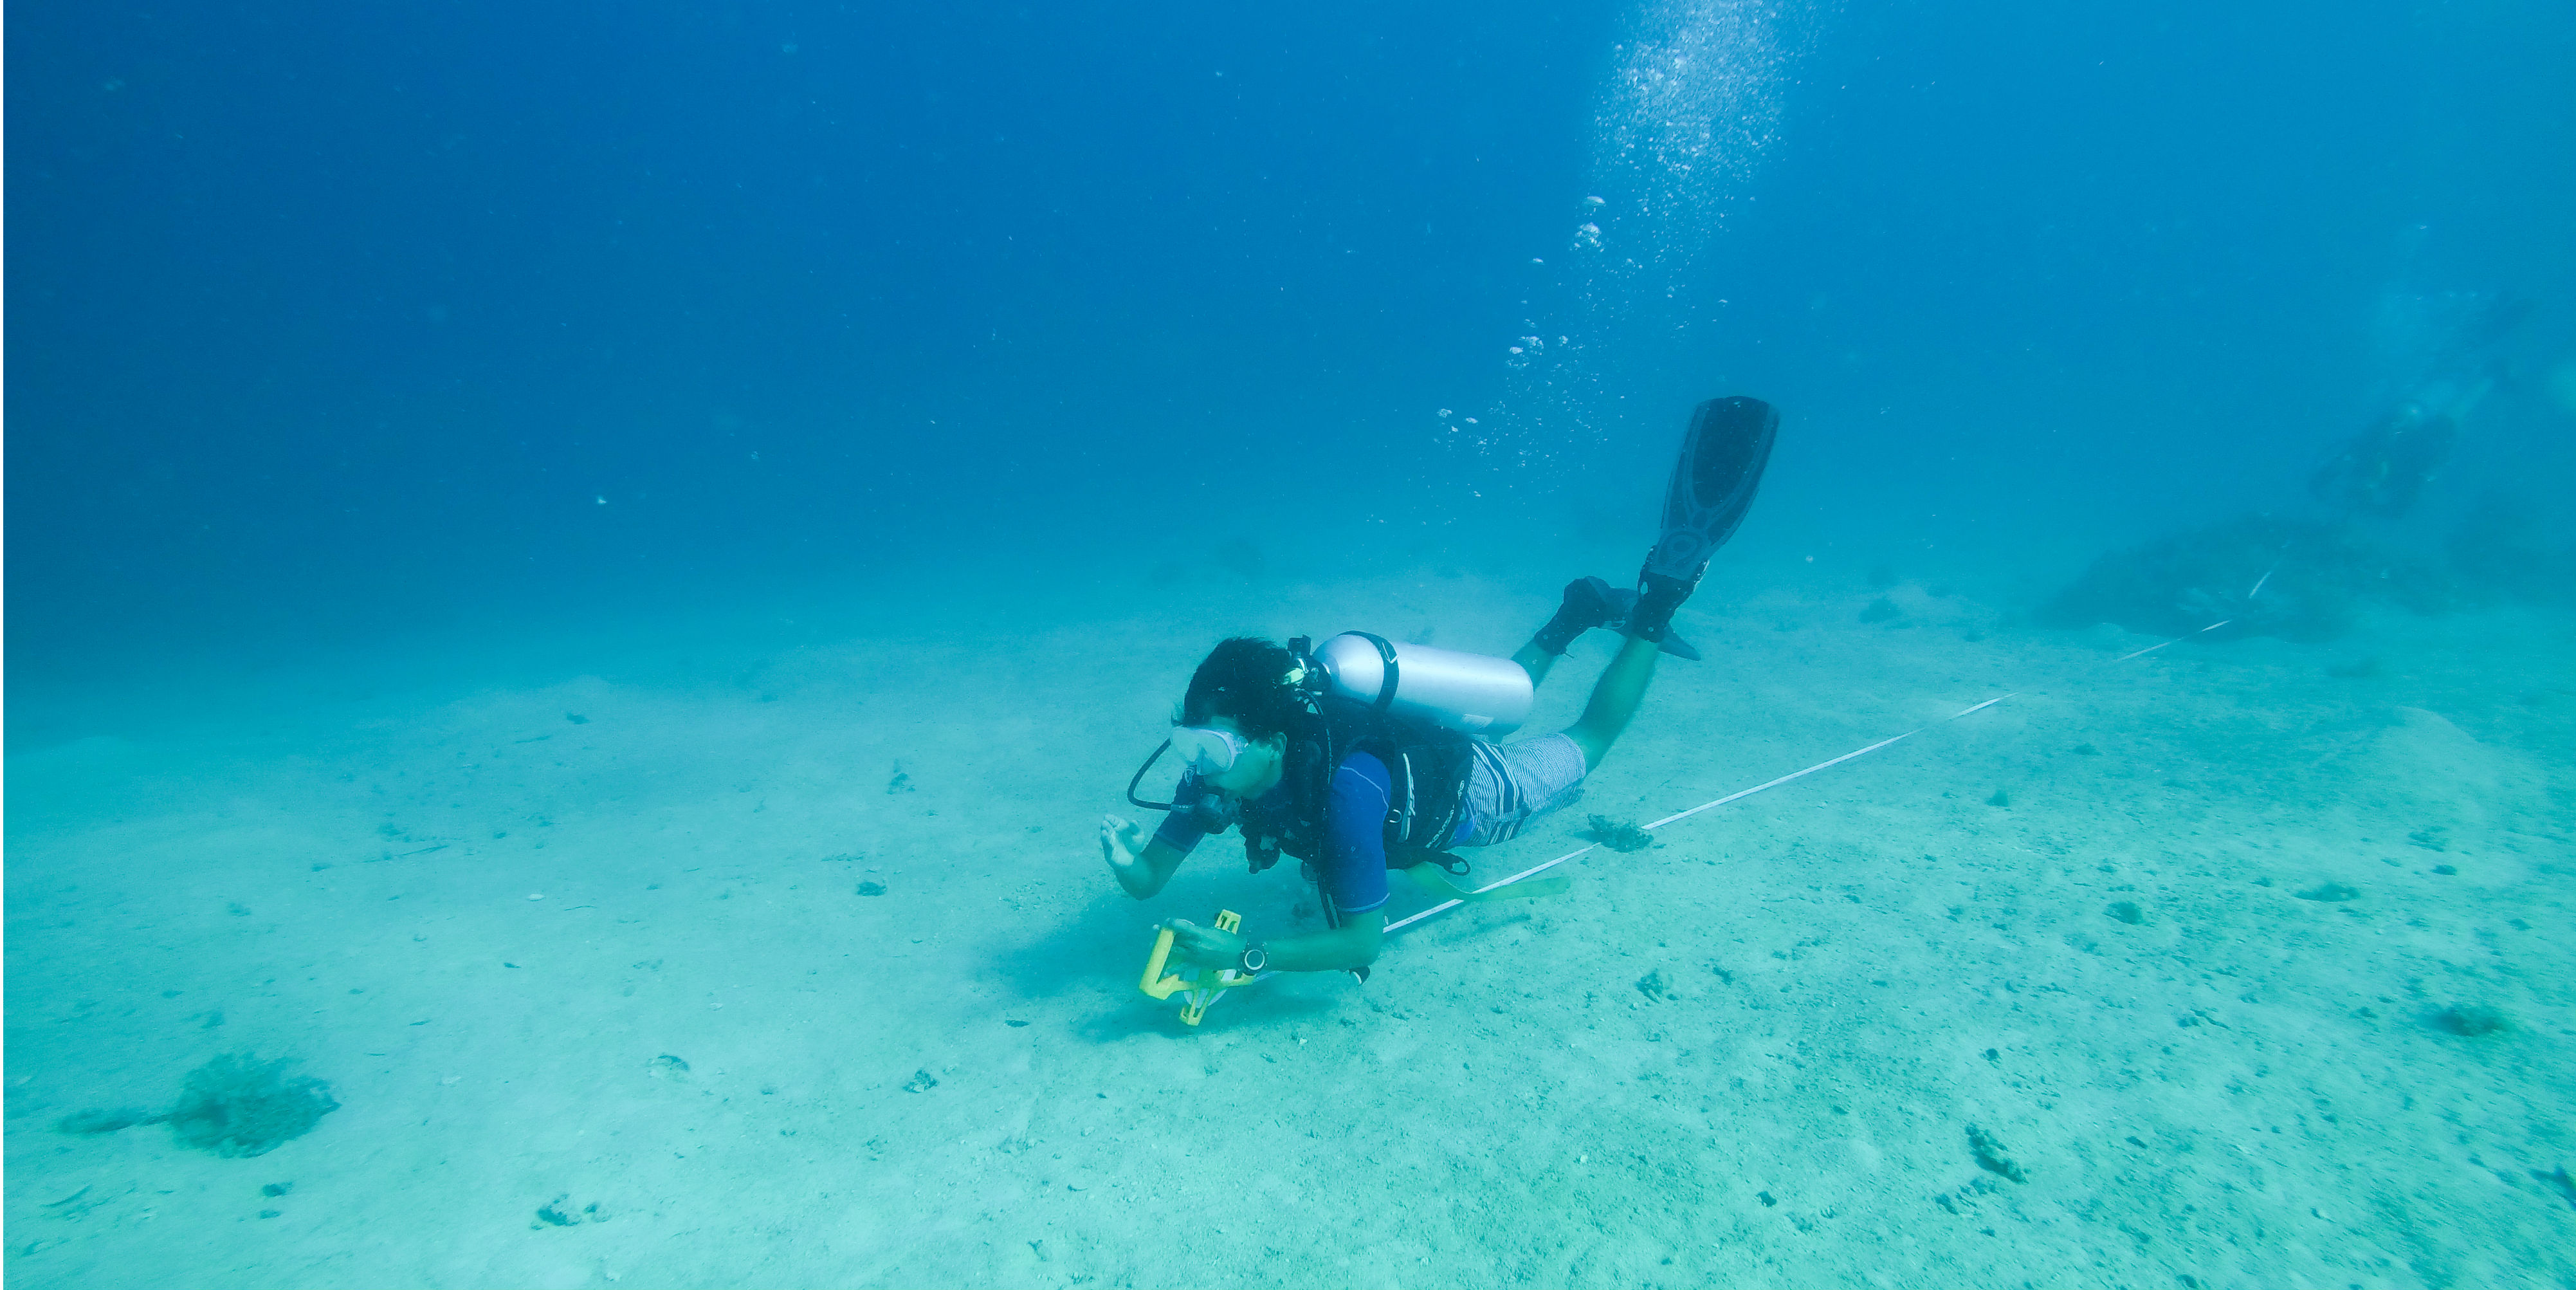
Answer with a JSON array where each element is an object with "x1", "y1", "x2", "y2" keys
[
  {"x1": 1124, "y1": 735, "x2": 1236, "y2": 833},
  {"x1": 1168, "y1": 726, "x2": 1250, "y2": 777}
]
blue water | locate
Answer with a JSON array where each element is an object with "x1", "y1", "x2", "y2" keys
[{"x1": 9, "y1": 2, "x2": 2573, "y2": 1285}]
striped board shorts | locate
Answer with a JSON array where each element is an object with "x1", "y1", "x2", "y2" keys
[{"x1": 1457, "y1": 732, "x2": 1589, "y2": 847}]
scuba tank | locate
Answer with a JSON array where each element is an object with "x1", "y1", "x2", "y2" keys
[{"x1": 1308, "y1": 632, "x2": 1532, "y2": 737}]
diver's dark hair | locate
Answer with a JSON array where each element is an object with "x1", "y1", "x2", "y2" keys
[{"x1": 1180, "y1": 637, "x2": 1307, "y2": 742}]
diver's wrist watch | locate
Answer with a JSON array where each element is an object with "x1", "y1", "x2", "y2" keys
[{"x1": 1238, "y1": 943, "x2": 1268, "y2": 974}]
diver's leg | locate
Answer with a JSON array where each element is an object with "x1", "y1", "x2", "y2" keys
[
  {"x1": 1564, "y1": 634, "x2": 1661, "y2": 768},
  {"x1": 1512, "y1": 640, "x2": 1558, "y2": 686}
]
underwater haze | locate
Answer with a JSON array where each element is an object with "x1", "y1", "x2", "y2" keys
[{"x1": 8, "y1": 1, "x2": 2575, "y2": 1286}]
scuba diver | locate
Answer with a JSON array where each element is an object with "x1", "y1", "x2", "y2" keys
[
  {"x1": 2308, "y1": 291, "x2": 2532, "y2": 520},
  {"x1": 1098, "y1": 396, "x2": 1779, "y2": 979},
  {"x1": 2308, "y1": 401, "x2": 2456, "y2": 519}
]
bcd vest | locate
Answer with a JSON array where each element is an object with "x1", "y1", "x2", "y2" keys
[{"x1": 1238, "y1": 692, "x2": 1478, "y2": 878}]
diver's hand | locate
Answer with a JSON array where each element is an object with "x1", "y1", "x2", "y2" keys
[
  {"x1": 1100, "y1": 815, "x2": 1147, "y2": 882},
  {"x1": 1164, "y1": 917, "x2": 1247, "y2": 971}
]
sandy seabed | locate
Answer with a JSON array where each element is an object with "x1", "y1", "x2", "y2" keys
[{"x1": 7, "y1": 567, "x2": 2572, "y2": 1289}]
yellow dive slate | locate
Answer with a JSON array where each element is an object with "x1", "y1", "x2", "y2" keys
[{"x1": 1139, "y1": 909, "x2": 1257, "y2": 1026}]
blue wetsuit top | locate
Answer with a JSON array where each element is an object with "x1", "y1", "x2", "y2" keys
[{"x1": 1152, "y1": 751, "x2": 1471, "y2": 916}]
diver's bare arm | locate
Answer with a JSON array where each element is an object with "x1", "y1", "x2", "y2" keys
[
  {"x1": 1117, "y1": 838, "x2": 1187, "y2": 899},
  {"x1": 1261, "y1": 908, "x2": 1384, "y2": 972}
]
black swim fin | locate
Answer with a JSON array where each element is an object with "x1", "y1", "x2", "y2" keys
[
  {"x1": 1646, "y1": 396, "x2": 1779, "y2": 584},
  {"x1": 1601, "y1": 584, "x2": 1700, "y2": 661},
  {"x1": 1534, "y1": 576, "x2": 1699, "y2": 659},
  {"x1": 1629, "y1": 396, "x2": 1778, "y2": 648}
]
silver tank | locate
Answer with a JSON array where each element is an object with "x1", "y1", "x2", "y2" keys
[{"x1": 1314, "y1": 632, "x2": 1533, "y2": 736}]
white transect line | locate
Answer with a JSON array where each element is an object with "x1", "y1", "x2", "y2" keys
[
  {"x1": 1384, "y1": 614, "x2": 2227, "y2": 941},
  {"x1": 1384, "y1": 696, "x2": 2013, "y2": 936},
  {"x1": 2110, "y1": 618, "x2": 2231, "y2": 664}
]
